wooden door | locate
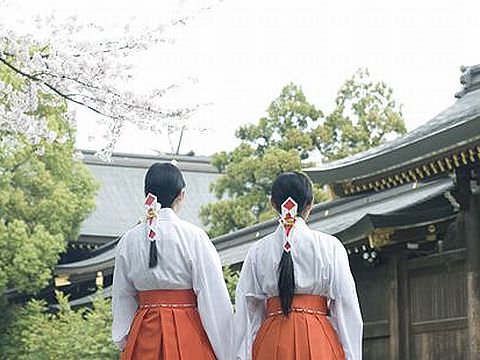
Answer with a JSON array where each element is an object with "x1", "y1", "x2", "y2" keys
[{"x1": 399, "y1": 250, "x2": 468, "y2": 359}]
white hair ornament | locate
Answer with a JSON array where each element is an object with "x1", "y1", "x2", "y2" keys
[{"x1": 279, "y1": 197, "x2": 298, "y2": 252}]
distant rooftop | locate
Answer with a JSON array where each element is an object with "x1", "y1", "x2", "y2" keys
[
  {"x1": 78, "y1": 150, "x2": 221, "y2": 241},
  {"x1": 306, "y1": 64, "x2": 480, "y2": 196},
  {"x1": 82, "y1": 150, "x2": 218, "y2": 173},
  {"x1": 56, "y1": 177, "x2": 456, "y2": 275}
]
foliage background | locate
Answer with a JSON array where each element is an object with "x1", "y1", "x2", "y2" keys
[
  {"x1": 0, "y1": 63, "x2": 99, "y2": 357},
  {"x1": 0, "y1": 292, "x2": 118, "y2": 360},
  {"x1": 0, "y1": 63, "x2": 98, "y2": 295},
  {"x1": 201, "y1": 69, "x2": 406, "y2": 238}
]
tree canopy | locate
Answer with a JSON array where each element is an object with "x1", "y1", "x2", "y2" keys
[
  {"x1": 313, "y1": 69, "x2": 406, "y2": 162},
  {"x1": 0, "y1": 64, "x2": 97, "y2": 295},
  {"x1": 0, "y1": 291, "x2": 118, "y2": 359},
  {"x1": 201, "y1": 83, "x2": 327, "y2": 237},
  {"x1": 202, "y1": 71, "x2": 407, "y2": 237}
]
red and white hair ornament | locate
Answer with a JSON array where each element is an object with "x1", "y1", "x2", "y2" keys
[
  {"x1": 144, "y1": 193, "x2": 161, "y2": 241},
  {"x1": 279, "y1": 197, "x2": 298, "y2": 252}
]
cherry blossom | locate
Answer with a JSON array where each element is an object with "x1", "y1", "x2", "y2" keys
[{"x1": 0, "y1": 1, "x2": 212, "y2": 160}]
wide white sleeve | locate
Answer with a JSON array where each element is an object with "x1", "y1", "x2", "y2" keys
[
  {"x1": 234, "y1": 250, "x2": 266, "y2": 360},
  {"x1": 192, "y1": 231, "x2": 234, "y2": 360},
  {"x1": 328, "y1": 240, "x2": 363, "y2": 360},
  {"x1": 111, "y1": 238, "x2": 138, "y2": 350}
]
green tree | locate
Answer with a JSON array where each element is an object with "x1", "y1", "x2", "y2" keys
[
  {"x1": 0, "y1": 63, "x2": 97, "y2": 295},
  {"x1": 235, "y1": 82, "x2": 322, "y2": 160},
  {"x1": 202, "y1": 71, "x2": 406, "y2": 237},
  {"x1": 313, "y1": 68, "x2": 407, "y2": 161},
  {"x1": 223, "y1": 266, "x2": 240, "y2": 303},
  {"x1": 201, "y1": 83, "x2": 327, "y2": 238},
  {"x1": 0, "y1": 291, "x2": 119, "y2": 360}
]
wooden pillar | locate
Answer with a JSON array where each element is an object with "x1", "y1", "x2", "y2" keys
[
  {"x1": 465, "y1": 190, "x2": 480, "y2": 360},
  {"x1": 388, "y1": 254, "x2": 400, "y2": 360}
]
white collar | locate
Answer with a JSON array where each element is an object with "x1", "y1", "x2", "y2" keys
[{"x1": 156, "y1": 207, "x2": 179, "y2": 222}]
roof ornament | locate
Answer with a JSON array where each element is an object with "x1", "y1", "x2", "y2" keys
[{"x1": 456, "y1": 64, "x2": 480, "y2": 98}]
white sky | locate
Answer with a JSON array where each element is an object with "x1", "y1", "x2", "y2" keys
[{"x1": 6, "y1": 0, "x2": 480, "y2": 157}]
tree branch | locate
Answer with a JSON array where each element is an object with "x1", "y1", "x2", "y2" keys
[
  {"x1": 1, "y1": 56, "x2": 176, "y2": 121},
  {"x1": 1, "y1": 55, "x2": 117, "y2": 119}
]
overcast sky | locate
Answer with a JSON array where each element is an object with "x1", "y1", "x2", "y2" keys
[{"x1": 6, "y1": 0, "x2": 480, "y2": 157}]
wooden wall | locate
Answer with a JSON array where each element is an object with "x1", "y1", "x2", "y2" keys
[
  {"x1": 355, "y1": 263, "x2": 390, "y2": 359},
  {"x1": 353, "y1": 248, "x2": 468, "y2": 360},
  {"x1": 404, "y1": 250, "x2": 467, "y2": 359}
]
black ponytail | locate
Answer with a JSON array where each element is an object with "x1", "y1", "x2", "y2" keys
[
  {"x1": 278, "y1": 249, "x2": 295, "y2": 315},
  {"x1": 144, "y1": 162, "x2": 186, "y2": 268},
  {"x1": 272, "y1": 172, "x2": 313, "y2": 316},
  {"x1": 149, "y1": 240, "x2": 158, "y2": 268}
]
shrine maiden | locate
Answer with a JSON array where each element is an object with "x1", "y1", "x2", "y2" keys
[
  {"x1": 112, "y1": 162, "x2": 233, "y2": 360},
  {"x1": 234, "y1": 172, "x2": 363, "y2": 360}
]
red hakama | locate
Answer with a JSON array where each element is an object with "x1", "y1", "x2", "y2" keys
[
  {"x1": 121, "y1": 289, "x2": 216, "y2": 360},
  {"x1": 253, "y1": 294, "x2": 346, "y2": 360}
]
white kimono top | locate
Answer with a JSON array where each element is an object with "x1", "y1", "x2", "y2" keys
[
  {"x1": 234, "y1": 217, "x2": 363, "y2": 360},
  {"x1": 112, "y1": 208, "x2": 233, "y2": 360}
]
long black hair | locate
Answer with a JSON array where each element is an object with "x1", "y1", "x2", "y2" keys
[
  {"x1": 144, "y1": 162, "x2": 186, "y2": 267},
  {"x1": 271, "y1": 171, "x2": 313, "y2": 315}
]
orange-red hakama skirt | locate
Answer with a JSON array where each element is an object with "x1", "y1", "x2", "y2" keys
[
  {"x1": 253, "y1": 294, "x2": 346, "y2": 360},
  {"x1": 121, "y1": 289, "x2": 216, "y2": 360}
]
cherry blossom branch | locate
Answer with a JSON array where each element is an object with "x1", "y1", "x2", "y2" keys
[
  {"x1": 0, "y1": 55, "x2": 114, "y2": 118},
  {"x1": 0, "y1": 1, "x2": 219, "y2": 160}
]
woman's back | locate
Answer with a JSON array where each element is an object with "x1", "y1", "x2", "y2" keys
[
  {"x1": 116, "y1": 208, "x2": 212, "y2": 291},
  {"x1": 234, "y1": 171, "x2": 363, "y2": 360},
  {"x1": 112, "y1": 163, "x2": 233, "y2": 360},
  {"x1": 245, "y1": 218, "x2": 347, "y2": 299}
]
